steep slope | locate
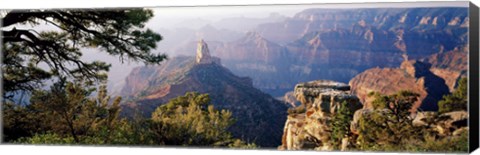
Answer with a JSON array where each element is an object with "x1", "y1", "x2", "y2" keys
[
  {"x1": 424, "y1": 45, "x2": 468, "y2": 72},
  {"x1": 280, "y1": 7, "x2": 468, "y2": 83},
  {"x1": 349, "y1": 60, "x2": 454, "y2": 112},
  {"x1": 422, "y1": 45, "x2": 468, "y2": 91},
  {"x1": 349, "y1": 42, "x2": 468, "y2": 112},
  {"x1": 172, "y1": 32, "x2": 298, "y2": 97},
  {"x1": 120, "y1": 41, "x2": 288, "y2": 147}
]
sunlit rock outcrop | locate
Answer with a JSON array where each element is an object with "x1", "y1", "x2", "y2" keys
[
  {"x1": 196, "y1": 39, "x2": 221, "y2": 64},
  {"x1": 279, "y1": 80, "x2": 362, "y2": 151}
]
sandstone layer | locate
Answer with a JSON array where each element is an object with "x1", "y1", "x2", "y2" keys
[{"x1": 349, "y1": 60, "x2": 452, "y2": 111}]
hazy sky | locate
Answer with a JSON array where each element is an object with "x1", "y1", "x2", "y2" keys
[
  {"x1": 152, "y1": 1, "x2": 468, "y2": 17},
  {"x1": 147, "y1": 1, "x2": 468, "y2": 28}
]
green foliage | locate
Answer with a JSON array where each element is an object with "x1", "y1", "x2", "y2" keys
[
  {"x1": 2, "y1": 46, "x2": 52, "y2": 97},
  {"x1": 5, "y1": 89, "x2": 255, "y2": 148},
  {"x1": 228, "y1": 139, "x2": 258, "y2": 149},
  {"x1": 356, "y1": 90, "x2": 469, "y2": 152},
  {"x1": 330, "y1": 101, "x2": 354, "y2": 150},
  {"x1": 2, "y1": 9, "x2": 166, "y2": 98},
  {"x1": 3, "y1": 101, "x2": 45, "y2": 142},
  {"x1": 368, "y1": 92, "x2": 387, "y2": 109},
  {"x1": 419, "y1": 131, "x2": 469, "y2": 152},
  {"x1": 150, "y1": 92, "x2": 245, "y2": 147},
  {"x1": 356, "y1": 110, "x2": 424, "y2": 151},
  {"x1": 357, "y1": 91, "x2": 423, "y2": 151},
  {"x1": 438, "y1": 78, "x2": 468, "y2": 113},
  {"x1": 29, "y1": 80, "x2": 123, "y2": 143},
  {"x1": 16, "y1": 133, "x2": 75, "y2": 144},
  {"x1": 4, "y1": 79, "x2": 126, "y2": 144},
  {"x1": 368, "y1": 91, "x2": 419, "y2": 111},
  {"x1": 114, "y1": 117, "x2": 157, "y2": 145}
]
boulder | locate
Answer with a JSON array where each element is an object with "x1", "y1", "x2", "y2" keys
[
  {"x1": 412, "y1": 111, "x2": 438, "y2": 127},
  {"x1": 436, "y1": 111, "x2": 468, "y2": 135}
]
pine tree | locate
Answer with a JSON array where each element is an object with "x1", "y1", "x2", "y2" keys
[
  {"x1": 357, "y1": 90, "x2": 421, "y2": 151},
  {"x1": 438, "y1": 78, "x2": 468, "y2": 113},
  {"x1": 330, "y1": 101, "x2": 354, "y2": 150},
  {"x1": 2, "y1": 9, "x2": 166, "y2": 98},
  {"x1": 150, "y1": 92, "x2": 255, "y2": 147},
  {"x1": 12, "y1": 79, "x2": 124, "y2": 144}
]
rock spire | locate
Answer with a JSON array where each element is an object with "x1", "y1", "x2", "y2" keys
[{"x1": 196, "y1": 39, "x2": 220, "y2": 64}]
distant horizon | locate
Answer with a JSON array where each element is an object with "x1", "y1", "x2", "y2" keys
[
  {"x1": 149, "y1": 1, "x2": 468, "y2": 29},
  {"x1": 151, "y1": 1, "x2": 468, "y2": 17}
]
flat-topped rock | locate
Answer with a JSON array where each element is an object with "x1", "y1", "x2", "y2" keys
[
  {"x1": 293, "y1": 80, "x2": 358, "y2": 112},
  {"x1": 295, "y1": 80, "x2": 350, "y2": 92},
  {"x1": 280, "y1": 80, "x2": 362, "y2": 150}
]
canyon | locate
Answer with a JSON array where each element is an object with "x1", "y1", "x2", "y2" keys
[
  {"x1": 115, "y1": 7, "x2": 470, "y2": 148},
  {"x1": 152, "y1": 7, "x2": 469, "y2": 99},
  {"x1": 120, "y1": 41, "x2": 287, "y2": 147}
]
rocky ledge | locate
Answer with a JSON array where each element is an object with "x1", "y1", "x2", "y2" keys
[
  {"x1": 279, "y1": 80, "x2": 362, "y2": 151},
  {"x1": 279, "y1": 79, "x2": 469, "y2": 151}
]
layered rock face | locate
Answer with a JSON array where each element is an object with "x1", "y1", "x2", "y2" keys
[
  {"x1": 257, "y1": 8, "x2": 468, "y2": 44},
  {"x1": 349, "y1": 60, "x2": 451, "y2": 111},
  {"x1": 423, "y1": 45, "x2": 468, "y2": 91},
  {"x1": 120, "y1": 41, "x2": 287, "y2": 147},
  {"x1": 157, "y1": 8, "x2": 468, "y2": 99},
  {"x1": 226, "y1": 8, "x2": 467, "y2": 97},
  {"x1": 349, "y1": 43, "x2": 467, "y2": 111},
  {"x1": 279, "y1": 80, "x2": 362, "y2": 150}
]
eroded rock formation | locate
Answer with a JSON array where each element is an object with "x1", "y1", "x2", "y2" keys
[
  {"x1": 120, "y1": 41, "x2": 287, "y2": 147},
  {"x1": 196, "y1": 39, "x2": 221, "y2": 64},
  {"x1": 349, "y1": 60, "x2": 451, "y2": 111},
  {"x1": 279, "y1": 80, "x2": 362, "y2": 150}
]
